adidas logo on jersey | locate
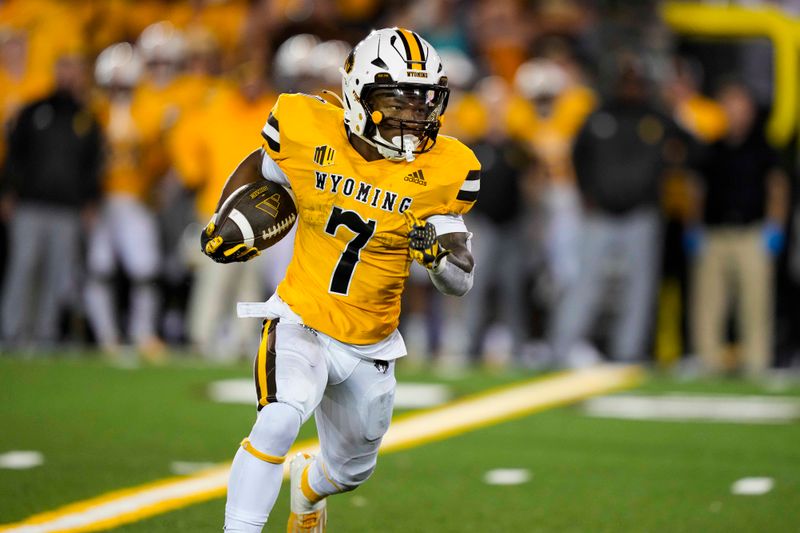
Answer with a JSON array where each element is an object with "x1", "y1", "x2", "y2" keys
[
  {"x1": 313, "y1": 145, "x2": 336, "y2": 167},
  {"x1": 403, "y1": 170, "x2": 427, "y2": 186}
]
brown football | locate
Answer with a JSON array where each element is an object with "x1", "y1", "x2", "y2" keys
[{"x1": 215, "y1": 180, "x2": 297, "y2": 251}]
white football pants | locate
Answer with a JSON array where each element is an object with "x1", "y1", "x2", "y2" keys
[
  {"x1": 84, "y1": 195, "x2": 161, "y2": 346},
  {"x1": 224, "y1": 318, "x2": 396, "y2": 530}
]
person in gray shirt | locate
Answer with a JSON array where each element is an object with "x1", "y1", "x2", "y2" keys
[{"x1": 0, "y1": 52, "x2": 103, "y2": 350}]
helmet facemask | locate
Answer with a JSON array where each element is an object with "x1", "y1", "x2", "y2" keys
[{"x1": 361, "y1": 83, "x2": 449, "y2": 162}]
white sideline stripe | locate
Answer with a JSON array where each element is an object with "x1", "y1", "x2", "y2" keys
[
  {"x1": 228, "y1": 209, "x2": 254, "y2": 248},
  {"x1": 0, "y1": 365, "x2": 641, "y2": 533},
  {"x1": 2, "y1": 471, "x2": 231, "y2": 533},
  {"x1": 583, "y1": 394, "x2": 800, "y2": 424},
  {"x1": 170, "y1": 462, "x2": 220, "y2": 476},
  {"x1": 381, "y1": 365, "x2": 640, "y2": 451}
]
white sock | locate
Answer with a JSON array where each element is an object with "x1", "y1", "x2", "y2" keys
[
  {"x1": 129, "y1": 281, "x2": 159, "y2": 343},
  {"x1": 224, "y1": 447, "x2": 281, "y2": 532},
  {"x1": 224, "y1": 403, "x2": 301, "y2": 531},
  {"x1": 85, "y1": 278, "x2": 119, "y2": 346}
]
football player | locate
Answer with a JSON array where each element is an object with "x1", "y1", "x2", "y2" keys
[
  {"x1": 85, "y1": 42, "x2": 164, "y2": 359},
  {"x1": 204, "y1": 28, "x2": 481, "y2": 532}
]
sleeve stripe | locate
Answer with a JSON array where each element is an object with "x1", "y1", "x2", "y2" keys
[
  {"x1": 261, "y1": 114, "x2": 280, "y2": 152},
  {"x1": 459, "y1": 180, "x2": 480, "y2": 193},
  {"x1": 456, "y1": 189, "x2": 479, "y2": 202},
  {"x1": 465, "y1": 170, "x2": 480, "y2": 181}
]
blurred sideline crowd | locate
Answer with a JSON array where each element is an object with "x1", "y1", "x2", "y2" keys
[{"x1": 1, "y1": 0, "x2": 799, "y2": 377}]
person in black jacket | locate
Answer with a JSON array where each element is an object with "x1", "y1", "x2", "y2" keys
[
  {"x1": 550, "y1": 58, "x2": 693, "y2": 365},
  {"x1": 0, "y1": 52, "x2": 103, "y2": 349}
]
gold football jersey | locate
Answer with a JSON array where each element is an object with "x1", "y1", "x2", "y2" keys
[{"x1": 262, "y1": 93, "x2": 481, "y2": 344}]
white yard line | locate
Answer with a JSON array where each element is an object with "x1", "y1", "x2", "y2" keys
[
  {"x1": 583, "y1": 394, "x2": 800, "y2": 424},
  {"x1": 0, "y1": 364, "x2": 641, "y2": 533},
  {"x1": 731, "y1": 477, "x2": 774, "y2": 495},
  {"x1": 484, "y1": 469, "x2": 532, "y2": 486},
  {"x1": 209, "y1": 380, "x2": 451, "y2": 409},
  {"x1": 0, "y1": 451, "x2": 44, "y2": 470}
]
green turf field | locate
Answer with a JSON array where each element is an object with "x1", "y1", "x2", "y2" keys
[{"x1": 1, "y1": 356, "x2": 799, "y2": 532}]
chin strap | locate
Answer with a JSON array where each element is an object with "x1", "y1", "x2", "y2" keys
[
  {"x1": 373, "y1": 132, "x2": 420, "y2": 161},
  {"x1": 354, "y1": 109, "x2": 420, "y2": 161}
]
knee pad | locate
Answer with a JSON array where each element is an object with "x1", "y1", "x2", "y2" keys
[
  {"x1": 244, "y1": 402, "x2": 302, "y2": 461},
  {"x1": 359, "y1": 378, "x2": 395, "y2": 442},
  {"x1": 327, "y1": 458, "x2": 377, "y2": 492}
]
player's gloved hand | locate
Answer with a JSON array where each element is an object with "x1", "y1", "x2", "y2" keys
[
  {"x1": 201, "y1": 214, "x2": 261, "y2": 264},
  {"x1": 404, "y1": 210, "x2": 450, "y2": 270},
  {"x1": 763, "y1": 221, "x2": 785, "y2": 257}
]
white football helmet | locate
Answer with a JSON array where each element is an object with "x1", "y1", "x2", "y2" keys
[
  {"x1": 514, "y1": 59, "x2": 567, "y2": 100},
  {"x1": 341, "y1": 28, "x2": 449, "y2": 162},
  {"x1": 137, "y1": 21, "x2": 185, "y2": 65},
  {"x1": 95, "y1": 42, "x2": 143, "y2": 89},
  {"x1": 274, "y1": 34, "x2": 321, "y2": 84}
]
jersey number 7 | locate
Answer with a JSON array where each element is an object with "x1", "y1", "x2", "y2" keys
[{"x1": 324, "y1": 206, "x2": 376, "y2": 295}]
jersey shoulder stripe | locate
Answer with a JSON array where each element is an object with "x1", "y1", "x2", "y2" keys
[
  {"x1": 456, "y1": 169, "x2": 480, "y2": 202},
  {"x1": 262, "y1": 93, "x2": 342, "y2": 158},
  {"x1": 261, "y1": 113, "x2": 280, "y2": 152},
  {"x1": 430, "y1": 135, "x2": 481, "y2": 211}
]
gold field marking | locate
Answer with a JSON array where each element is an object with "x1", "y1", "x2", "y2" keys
[{"x1": 0, "y1": 364, "x2": 643, "y2": 532}]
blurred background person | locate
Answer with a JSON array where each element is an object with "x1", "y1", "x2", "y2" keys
[
  {"x1": 84, "y1": 43, "x2": 164, "y2": 360},
  {"x1": 688, "y1": 80, "x2": 789, "y2": 377},
  {"x1": 0, "y1": 52, "x2": 103, "y2": 350},
  {"x1": 511, "y1": 54, "x2": 595, "y2": 301},
  {"x1": 271, "y1": 34, "x2": 350, "y2": 96},
  {"x1": 130, "y1": 23, "x2": 188, "y2": 201},
  {"x1": 468, "y1": 0, "x2": 532, "y2": 82},
  {"x1": 1, "y1": 28, "x2": 51, "y2": 287},
  {"x1": 0, "y1": 0, "x2": 85, "y2": 90},
  {"x1": 662, "y1": 56, "x2": 727, "y2": 144},
  {"x1": 549, "y1": 56, "x2": 691, "y2": 366},
  {"x1": 0, "y1": 28, "x2": 51, "y2": 156},
  {"x1": 461, "y1": 76, "x2": 537, "y2": 367},
  {"x1": 169, "y1": 61, "x2": 280, "y2": 360},
  {"x1": 167, "y1": 0, "x2": 248, "y2": 70},
  {"x1": 155, "y1": 24, "x2": 222, "y2": 346},
  {"x1": 390, "y1": 0, "x2": 471, "y2": 55},
  {"x1": 655, "y1": 55, "x2": 727, "y2": 365}
]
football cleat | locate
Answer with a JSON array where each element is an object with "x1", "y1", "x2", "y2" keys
[{"x1": 287, "y1": 453, "x2": 327, "y2": 533}]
